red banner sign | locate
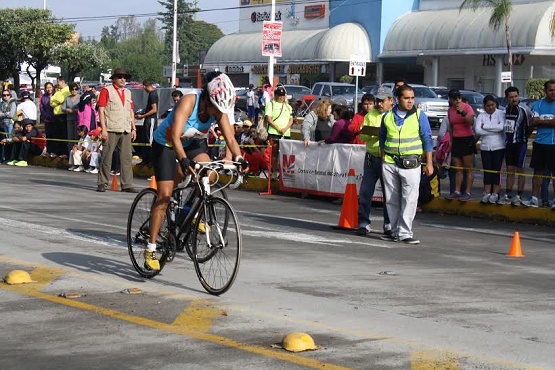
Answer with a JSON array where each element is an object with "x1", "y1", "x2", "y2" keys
[{"x1": 262, "y1": 21, "x2": 283, "y2": 57}]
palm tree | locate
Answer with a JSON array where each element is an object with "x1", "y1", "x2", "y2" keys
[{"x1": 459, "y1": 0, "x2": 513, "y2": 74}]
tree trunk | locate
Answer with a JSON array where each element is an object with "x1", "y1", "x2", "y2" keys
[{"x1": 505, "y1": 16, "x2": 512, "y2": 76}]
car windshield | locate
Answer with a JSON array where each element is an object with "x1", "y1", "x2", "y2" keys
[
  {"x1": 412, "y1": 87, "x2": 439, "y2": 99},
  {"x1": 236, "y1": 88, "x2": 248, "y2": 96},
  {"x1": 331, "y1": 85, "x2": 359, "y2": 95},
  {"x1": 461, "y1": 92, "x2": 484, "y2": 104}
]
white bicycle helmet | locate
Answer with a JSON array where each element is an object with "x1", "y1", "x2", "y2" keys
[{"x1": 207, "y1": 72, "x2": 236, "y2": 114}]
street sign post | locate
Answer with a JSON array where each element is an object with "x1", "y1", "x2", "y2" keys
[{"x1": 349, "y1": 54, "x2": 367, "y2": 113}]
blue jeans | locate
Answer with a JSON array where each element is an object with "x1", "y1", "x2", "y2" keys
[
  {"x1": 358, "y1": 153, "x2": 390, "y2": 230},
  {"x1": 540, "y1": 168, "x2": 551, "y2": 203}
]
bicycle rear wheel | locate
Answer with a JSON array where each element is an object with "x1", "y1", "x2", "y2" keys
[
  {"x1": 192, "y1": 196, "x2": 241, "y2": 295},
  {"x1": 127, "y1": 188, "x2": 168, "y2": 278}
]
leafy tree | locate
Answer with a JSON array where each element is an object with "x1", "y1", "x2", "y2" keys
[
  {"x1": 0, "y1": 9, "x2": 27, "y2": 84},
  {"x1": 158, "y1": 0, "x2": 224, "y2": 65},
  {"x1": 52, "y1": 42, "x2": 110, "y2": 83},
  {"x1": 107, "y1": 19, "x2": 165, "y2": 83},
  {"x1": 460, "y1": 0, "x2": 513, "y2": 74},
  {"x1": 0, "y1": 8, "x2": 73, "y2": 94},
  {"x1": 526, "y1": 78, "x2": 548, "y2": 99}
]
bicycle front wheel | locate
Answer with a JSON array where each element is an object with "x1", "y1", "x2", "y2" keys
[
  {"x1": 127, "y1": 188, "x2": 167, "y2": 278},
  {"x1": 192, "y1": 196, "x2": 241, "y2": 295}
]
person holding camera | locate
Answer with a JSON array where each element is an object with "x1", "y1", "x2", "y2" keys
[{"x1": 379, "y1": 84, "x2": 433, "y2": 245}]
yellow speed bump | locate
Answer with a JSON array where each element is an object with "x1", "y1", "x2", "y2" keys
[
  {"x1": 278, "y1": 332, "x2": 318, "y2": 352},
  {"x1": 3, "y1": 270, "x2": 36, "y2": 285}
]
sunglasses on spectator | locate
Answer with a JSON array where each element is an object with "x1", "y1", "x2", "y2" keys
[
  {"x1": 113, "y1": 75, "x2": 127, "y2": 79},
  {"x1": 2, "y1": 94, "x2": 10, "y2": 97},
  {"x1": 71, "y1": 88, "x2": 79, "y2": 91}
]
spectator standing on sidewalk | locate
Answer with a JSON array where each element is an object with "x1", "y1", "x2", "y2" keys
[
  {"x1": 498, "y1": 86, "x2": 532, "y2": 206},
  {"x1": 474, "y1": 95, "x2": 506, "y2": 204},
  {"x1": 349, "y1": 93, "x2": 375, "y2": 144},
  {"x1": 357, "y1": 87, "x2": 392, "y2": 237},
  {"x1": 96, "y1": 67, "x2": 138, "y2": 193},
  {"x1": 1, "y1": 88, "x2": 17, "y2": 136},
  {"x1": 522, "y1": 79, "x2": 555, "y2": 209},
  {"x1": 446, "y1": 89, "x2": 476, "y2": 201},
  {"x1": 265, "y1": 84, "x2": 293, "y2": 177},
  {"x1": 49, "y1": 77, "x2": 70, "y2": 157},
  {"x1": 246, "y1": 84, "x2": 256, "y2": 123},
  {"x1": 379, "y1": 84, "x2": 434, "y2": 245},
  {"x1": 322, "y1": 105, "x2": 354, "y2": 144},
  {"x1": 63, "y1": 82, "x2": 81, "y2": 153},
  {"x1": 40, "y1": 82, "x2": 55, "y2": 156},
  {"x1": 301, "y1": 100, "x2": 334, "y2": 146},
  {"x1": 77, "y1": 91, "x2": 99, "y2": 131},
  {"x1": 134, "y1": 80, "x2": 158, "y2": 166}
]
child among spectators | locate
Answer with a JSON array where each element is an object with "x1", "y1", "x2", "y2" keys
[
  {"x1": 68, "y1": 125, "x2": 90, "y2": 172},
  {"x1": 84, "y1": 128, "x2": 102, "y2": 174},
  {"x1": 4, "y1": 121, "x2": 41, "y2": 166}
]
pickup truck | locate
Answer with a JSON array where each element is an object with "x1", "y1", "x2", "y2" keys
[{"x1": 311, "y1": 82, "x2": 362, "y2": 108}]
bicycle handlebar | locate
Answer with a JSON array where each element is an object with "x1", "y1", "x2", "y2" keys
[{"x1": 192, "y1": 160, "x2": 244, "y2": 191}]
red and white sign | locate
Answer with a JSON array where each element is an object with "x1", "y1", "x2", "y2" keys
[
  {"x1": 349, "y1": 54, "x2": 366, "y2": 77},
  {"x1": 262, "y1": 21, "x2": 282, "y2": 57}
]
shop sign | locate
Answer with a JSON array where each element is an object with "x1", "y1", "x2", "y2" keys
[
  {"x1": 251, "y1": 11, "x2": 282, "y2": 22},
  {"x1": 252, "y1": 64, "x2": 286, "y2": 74},
  {"x1": 304, "y1": 4, "x2": 325, "y2": 19},
  {"x1": 225, "y1": 65, "x2": 244, "y2": 73},
  {"x1": 288, "y1": 64, "x2": 322, "y2": 74}
]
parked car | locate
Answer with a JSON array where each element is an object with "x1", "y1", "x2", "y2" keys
[
  {"x1": 459, "y1": 90, "x2": 486, "y2": 116},
  {"x1": 382, "y1": 83, "x2": 448, "y2": 127},
  {"x1": 361, "y1": 85, "x2": 379, "y2": 95},
  {"x1": 234, "y1": 87, "x2": 250, "y2": 112},
  {"x1": 283, "y1": 84, "x2": 312, "y2": 111},
  {"x1": 311, "y1": 82, "x2": 363, "y2": 108},
  {"x1": 429, "y1": 86, "x2": 449, "y2": 99}
]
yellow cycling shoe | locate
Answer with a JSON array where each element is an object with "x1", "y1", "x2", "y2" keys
[{"x1": 143, "y1": 249, "x2": 160, "y2": 271}]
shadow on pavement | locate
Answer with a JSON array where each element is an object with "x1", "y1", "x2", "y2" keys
[
  {"x1": 30, "y1": 178, "x2": 96, "y2": 192},
  {"x1": 42, "y1": 252, "x2": 207, "y2": 294}
]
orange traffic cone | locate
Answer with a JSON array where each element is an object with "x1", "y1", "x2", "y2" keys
[
  {"x1": 149, "y1": 175, "x2": 157, "y2": 190},
  {"x1": 337, "y1": 169, "x2": 359, "y2": 229},
  {"x1": 507, "y1": 231, "x2": 524, "y2": 257},
  {"x1": 110, "y1": 174, "x2": 119, "y2": 191}
]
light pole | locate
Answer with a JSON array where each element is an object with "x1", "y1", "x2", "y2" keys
[
  {"x1": 43, "y1": 0, "x2": 46, "y2": 9},
  {"x1": 267, "y1": 0, "x2": 276, "y2": 86},
  {"x1": 171, "y1": 0, "x2": 178, "y2": 88}
]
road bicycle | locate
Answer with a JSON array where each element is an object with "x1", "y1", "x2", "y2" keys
[{"x1": 126, "y1": 160, "x2": 243, "y2": 295}]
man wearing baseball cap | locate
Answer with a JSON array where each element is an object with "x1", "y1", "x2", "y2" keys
[
  {"x1": 265, "y1": 84, "x2": 293, "y2": 177},
  {"x1": 357, "y1": 86, "x2": 393, "y2": 237}
]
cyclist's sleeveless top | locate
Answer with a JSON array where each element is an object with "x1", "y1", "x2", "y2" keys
[{"x1": 153, "y1": 90, "x2": 216, "y2": 148}]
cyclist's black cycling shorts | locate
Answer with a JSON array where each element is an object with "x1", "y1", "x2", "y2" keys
[{"x1": 152, "y1": 139, "x2": 209, "y2": 181}]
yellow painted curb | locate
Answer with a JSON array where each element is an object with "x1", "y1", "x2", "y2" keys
[{"x1": 422, "y1": 197, "x2": 555, "y2": 226}]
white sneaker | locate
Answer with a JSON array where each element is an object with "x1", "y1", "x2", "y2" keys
[
  {"x1": 67, "y1": 166, "x2": 76, "y2": 171},
  {"x1": 497, "y1": 194, "x2": 511, "y2": 205},
  {"x1": 522, "y1": 196, "x2": 539, "y2": 208},
  {"x1": 511, "y1": 194, "x2": 522, "y2": 206},
  {"x1": 89, "y1": 168, "x2": 98, "y2": 174},
  {"x1": 480, "y1": 192, "x2": 491, "y2": 204},
  {"x1": 74, "y1": 166, "x2": 85, "y2": 172},
  {"x1": 488, "y1": 193, "x2": 499, "y2": 204}
]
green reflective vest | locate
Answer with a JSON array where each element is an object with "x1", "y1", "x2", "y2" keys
[{"x1": 383, "y1": 109, "x2": 423, "y2": 164}]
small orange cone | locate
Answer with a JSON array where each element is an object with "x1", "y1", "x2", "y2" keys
[
  {"x1": 149, "y1": 175, "x2": 157, "y2": 190},
  {"x1": 337, "y1": 169, "x2": 359, "y2": 229},
  {"x1": 110, "y1": 174, "x2": 119, "y2": 191},
  {"x1": 507, "y1": 231, "x2": 524, "y2": 257}
]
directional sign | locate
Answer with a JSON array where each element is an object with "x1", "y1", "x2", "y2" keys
[
  {"x1": 349, "y1": 54, "x2": 366, "y2": 77},
  {"x1": 501, "y1": 71, "x2": 512, "y2": 83},
  {"x1": 163, "y1": 65, "x2": 172, "y2": 78}
]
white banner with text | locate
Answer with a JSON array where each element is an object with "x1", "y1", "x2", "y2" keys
[{"x1": 278, "y1": 139, "x2": 383, "y2": 201}]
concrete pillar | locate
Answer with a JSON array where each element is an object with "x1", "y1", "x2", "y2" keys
[
  {"x1": 376, "y1": 62, "x2": 384, "y2": 85},
  {"x1": 431, "y1": 56, "x2": 439, "y2": 87}
]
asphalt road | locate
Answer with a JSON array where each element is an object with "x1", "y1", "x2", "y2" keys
[{"x1": 1, "y1": 165, "x2": 554, "y2": 369}]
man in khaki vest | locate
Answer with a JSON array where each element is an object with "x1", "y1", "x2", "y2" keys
[{"x1": 96, "y1": 67, "x2": 138, "y2": 193}]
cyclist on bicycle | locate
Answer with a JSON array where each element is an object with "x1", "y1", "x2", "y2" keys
[{"x1": 145, "y1": 71, "x2": 248, "y2": 270}]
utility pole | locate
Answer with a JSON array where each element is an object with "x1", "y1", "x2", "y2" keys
[
  {"x1": 267, "y1": 0, "x2": 276, "y2": 86},
  {"x1": 43, "y1": 0, "x2": 46, "y2": 9},
  {"x1": 171, "y1": 0, "x2": 178, "y2": 88}
]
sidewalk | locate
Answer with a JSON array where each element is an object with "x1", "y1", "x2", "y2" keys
[{"x1": 27, "y1": 155, "x2": 555, "y2": 227}]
